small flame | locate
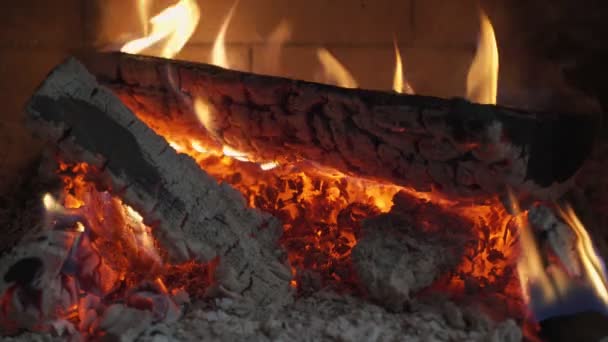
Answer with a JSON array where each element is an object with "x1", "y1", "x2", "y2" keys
[
  {"x1": 211, "y1": 0, "x2": 240, "y2": 68},
  {"x1": 43, "y1": 193, "x2": 62, "y2": 213},
  {"x1": 193, "y1": 97, "x2": 215, "y2": 136},
  {"x1": 168, "y1": 139, "x2": 185, "y2": 152},
  {"x1": 466, "y1": 9, "x2": 499, "y2": 104},
  {"x1": 317, "y1": 48, "x2": 358, "y2": 88},
  {"x1": 190, "y1": 140, "x2": 208, "y2": 153},
  {"x1": 257, "y1": 20, "x2": 292, "y2": 75},
  {"x1": 259, "y1": 161, "x2": 279, "y2": 171},
  {"x1": 392, "y1": 40, "x2": 414, "y2": 95},
  {"x1": 222, "y1": 145, "x2": 249, "y2": 162},
  {"x1": 74, "y1": 222, "x2": 85, "y2": 232},
  {"x1": 121, "y1": 0, "x2": 200, "y2": 59}
]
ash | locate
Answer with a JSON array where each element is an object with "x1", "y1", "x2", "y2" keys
[{"x1": 1, "y1": 292, "x2": 520, "y2": 342}]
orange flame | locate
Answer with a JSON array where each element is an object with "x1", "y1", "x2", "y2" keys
[
  {"x1": 466, "y1": 9, "x2": 499, "y2": 104},
  {"x1": 121, "y1": 0, "x2": 200, "y2": 58},
  {"x1": 317, "y1": 48, "x2": 358, "y2": 88},
  {"x1": 393, "y1": 40, "x2": 414, "y2": 94},
  {"x1": 211, "y1": 0, "x2": 239, "y2": 68},
  {"x1": 514, "y1": 192, "x2": 608, "y2": 313}
]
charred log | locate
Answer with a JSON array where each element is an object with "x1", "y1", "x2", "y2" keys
[
  {"x1": 23, "y1": 58, "x2": 293, "y2": 311},
  {"x1": 82, "y1": 52, "x2": 597, "y2": 201}
]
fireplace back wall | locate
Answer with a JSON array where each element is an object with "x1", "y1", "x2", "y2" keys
[{"x1": 0, "y1": 0, "x2": 586, "y2": 192}]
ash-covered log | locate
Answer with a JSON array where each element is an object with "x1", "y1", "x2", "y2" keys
[
  {"x1": 24, "y1": 58, "x2": 293, "y2": 311},
  {"x1": 83, "y1": 52, "x2": 597, "y2": 201}
]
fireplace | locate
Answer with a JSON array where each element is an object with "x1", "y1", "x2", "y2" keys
[{"x1": 1, "y1": 1, "x2": 608, "y2": 341}]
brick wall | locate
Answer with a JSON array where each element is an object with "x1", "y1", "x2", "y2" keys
[
  {"x1": 90, "y1": 0, "x2": 482, "y2": 98},
  {"x1": 0, "y1": 0, "x2": 530, "y2": 191}
]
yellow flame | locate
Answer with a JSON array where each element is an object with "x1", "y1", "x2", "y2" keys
[
  {"x1": 466, "y1": 9, "x2": 498, "y2": 104},
  {"x1": 392, "y1": 40, "x2": 414, "y2": 95},
  {"x1": 510, "y1": 191, "x2": 559, "y2": 303},
  {"x1": 43, "y1": 193, "x2": 64, "y2": 213},
  {"x1": 317, "y1": 48, "x2": 358, "y2": 88},
  {"x1": 137, "y1": 0, "x2": 151, "y2": 36},
  {"x1": 260, "y1": 161, "x2": 279, "y2": 171},
  {"x1": 515, "y1": 189, "x2": 608, "y2": 310},
  {"x1": 558, "y1": 205, "x2": 608, "y2": 303},
  {"x1": 168, "y1": 140, "x2": 185, "y2": 152},
  {"x1": 75, "y1": 221, "x2": 85, "y2": 233},
  {"x1": 121, "y1": 0, "x2": 200, "y2": 59},
  {"x1": 193, "y1": 97, "x2": 215, "y2": 134},
  {"x1": 190, "y1": 140, "x2": 208, "y2": 153},
  {"x1": 211, "y1": 0, "x2": 239, "y2": 68},
  {"x1": 222, "y1": 145, "x2": 249, "y2": 162}
]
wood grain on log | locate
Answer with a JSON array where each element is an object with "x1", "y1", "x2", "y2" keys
[
  {"x1": 25, "y1": 58, "x2": 293, "y2": 309},
  {"x1": 82, "y1": 52, "x2": 597, "y2": 201}
]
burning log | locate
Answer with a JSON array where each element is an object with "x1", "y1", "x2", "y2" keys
[
  {"x1": 83, "y1": 52, "x2": 596, "y2": 201},
  {"x1": 23, "y1": 57, "x2": 294, "y2": 316}
]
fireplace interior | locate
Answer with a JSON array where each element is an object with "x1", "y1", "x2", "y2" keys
[{"x1": 1, "y1": 1, "x2": 608, "y2": 341}]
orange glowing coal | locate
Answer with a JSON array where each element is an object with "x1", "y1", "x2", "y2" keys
[{"x1": 43, "y1": 162, "x2": 214, "y2": 332}]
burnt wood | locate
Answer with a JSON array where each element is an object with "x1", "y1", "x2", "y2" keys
[
  {"x1": 82, "y1": 52, "x2": 597, "y2": 201},
  {"x1": 24, "y1": 58, "x2": 293, "y2": 309}
]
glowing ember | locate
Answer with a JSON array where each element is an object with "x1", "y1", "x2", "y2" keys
[
  {"x1": 0, "y1": 162, "x2": 215, "y2": 337},
  {"x1": 121, "y1": 0, "x2": 200, "y2": 58},
  {"x1": 316, "y1": 48, "x2": 358, "y2": 88},
  {"x1": 393, "y1": 39, "x2": 415, "y2": 95},
  {"x1": 466, "y1": 9, "x2": 499, "y2": 104}
]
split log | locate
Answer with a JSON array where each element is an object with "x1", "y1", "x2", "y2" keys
[
  {"x1": 83, "y1": 52, "x2": 597, "y2": 201},
  {"x1": 24, "y1": 58, "x2": 294, "y2": 310}
]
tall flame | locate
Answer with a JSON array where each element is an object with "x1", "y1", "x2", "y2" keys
[
  {"x1": 317, "y1": 48, "x2": 358, "y2": 88},
  {"x1": 137, "y1": 0, "x2": 151, "y2": 36},
  {"x1": 558, "y1": 205, "x2": 608, "y2": 303},
  {"x1": 466, "y1": 9, "x2": 499, "y2": 104},
  {"x1": 121, "y1": 0, "x2": 200, "y2": 59},
  {"x1": 392, "y1": 40, "x2": 414, "y2": 95},
  {"x1": 211, "y1": 0, "x2": 240, "y2": 68},
  {"x1": 514, "y1": 190, "x2": 608, "y2": 320}
]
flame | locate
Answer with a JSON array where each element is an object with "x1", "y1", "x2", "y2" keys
[
  {"x1": 211, "y1": 0, "x2": 239, "y2": 68},
  {"x1": 392, "y1": 40, "x2": 414, "y2": 94},
  {"x1": 257, "y1": 20, "x2": 292, "y2": 75},
  {"x1": 514, "y1": 190, "x2": 608, "y2": 321},
  {"x1": 260, "y1": 161, "x2": 279, "y2": 171},
  {"x1": 558, "y1": 205, "x2": 608, "y2": 303},
  {"x1": 43, "y1": 193, "x2": 63, "y2": 213},
  {"x1": 317, "y1": 48, "x2": 358, "y2": 88},
  {"x1": 137, "y1": 0, "x2": 151, "y2": 36},
  {"x1": 511, "y1": 192, "x2": 559, "y2": 304},
  {"x1": 121, "y1": 0, "x2": 200, "y2": 58},
  {"x1": 466, "y1": 9, "x2": 499, "y2": 104}
]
